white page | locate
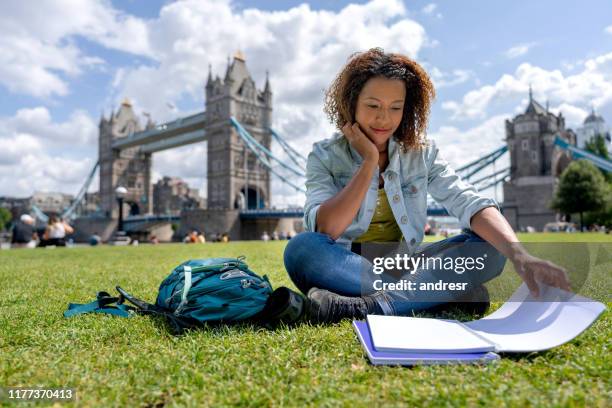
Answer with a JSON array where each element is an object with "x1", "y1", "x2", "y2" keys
[
  {"x1": 464, "y1": 283, "x2": 606, "y2": 353},
  {"x1": 367, "y1": 315, "x2": 496, "y2": 353}
]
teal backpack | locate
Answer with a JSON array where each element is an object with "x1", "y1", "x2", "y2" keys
[
  {"x1": 64, "y1": 256, "x2": 304, "y2": 334},
  {"x1": 156, "y1": 257, "x2": 273, "y2": 325}
]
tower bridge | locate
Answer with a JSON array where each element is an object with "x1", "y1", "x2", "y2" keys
[
  {"x1": 88, "y1": 51, "x2": 285, "y2": 241},
  {"x1": 100, "y1": 51, "x2": 273, "y2": 219}
]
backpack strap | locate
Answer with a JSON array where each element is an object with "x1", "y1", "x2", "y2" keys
[
  {"x1": 115, "y1": 286, "x2": 193, "y2": 335},
  {"x1": 64, "y1": 287, "x2": 192, "y2": 335},
  {"x1": 174, "y1": 265, "x2": 192, "y2": 315},
  {"x1": 64, "y1": 291, "x2": 135, "y2": 318}
]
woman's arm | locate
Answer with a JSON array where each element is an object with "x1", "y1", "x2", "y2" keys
[
  {"x1": 469, "y1": 207, "x2": 522, "y2": 257},
  {"x1": 470, "y1": 207, "x2": 571, "y2": 297},
  {"x1": 316, "y1": 123, "x2": 379, "y2": 239},
  {"x1": 63, "y1": 221, "x2": 74, "y2": 235}
]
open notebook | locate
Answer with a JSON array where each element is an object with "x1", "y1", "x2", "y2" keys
[{"x1": 354, "y1": 283, "x2": 605, "y2": 365}]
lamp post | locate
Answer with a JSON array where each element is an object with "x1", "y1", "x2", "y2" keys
[{"x1": 115, "y1": 186, "x2": 127, "y2": 233}]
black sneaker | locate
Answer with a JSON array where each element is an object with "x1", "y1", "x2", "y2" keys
[{"x1": 306, "y1": 287, "x2": 368, "y2": 324}]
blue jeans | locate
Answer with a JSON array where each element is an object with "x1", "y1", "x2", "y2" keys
[{"x1": 283, "y1": 231, "x2": 506, "y2": 316}]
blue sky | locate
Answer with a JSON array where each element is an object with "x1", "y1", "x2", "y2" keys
[{"x1": 0, "y1": 0, "x2": 610, "y2": 206}]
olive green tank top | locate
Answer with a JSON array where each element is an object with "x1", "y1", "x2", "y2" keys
[{"x1": 353, "y1": 188, "x2": 403, "y2": 243}]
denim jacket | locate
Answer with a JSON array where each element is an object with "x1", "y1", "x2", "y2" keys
[{"x1": 303, "y1": 133, "x2": 499, "y2": 252}]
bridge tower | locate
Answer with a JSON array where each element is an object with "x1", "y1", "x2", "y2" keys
[
  {"x1": 204, "y1": 51, "x2": 272, "y2": 210},
  {"x1": 502, "y1": 88, "x2": 575, "y2": 231},
  {"x1": 98, "y1": 99, "x2": 153, "y2": 218}
]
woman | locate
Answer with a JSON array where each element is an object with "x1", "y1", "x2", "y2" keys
[
  {"x1": 283, "y1": 48, "x2": 570, "y2": 323},
  {"x1": 40, "y1": 215, "x2": 74, "y2": 247}
]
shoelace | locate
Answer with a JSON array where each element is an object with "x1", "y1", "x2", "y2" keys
[{"x1": 328, "y1": 293, "x2": 367, "y2": 322}]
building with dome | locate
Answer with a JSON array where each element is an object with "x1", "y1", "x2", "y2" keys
[{"x1": 576, "y1": 108, "x2": 611, "y2": 154}]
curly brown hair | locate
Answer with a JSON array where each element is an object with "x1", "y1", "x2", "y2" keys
[{"x1": 324, "y1": 47, "x2": 435, "y2": 151}]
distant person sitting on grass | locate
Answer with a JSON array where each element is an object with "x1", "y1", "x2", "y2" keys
[
  {"x1": 197, "y1": 232, "x2": 206, "y2": 243},
  {"x1": 184, "y1": 230, "x2": 197, "y2": 243},
  {"x1": 184, "y1": 230, "x2": 205, "y2": 244},
  {"x1": 39, "y1": 215, "x2": 73, "y2": 247},
  {"x1": 283, "y1": 47, "x2": 572, "y2": 323},
  {"x1": 11, "y1": 214, "x2": 38, "y2": 248}
]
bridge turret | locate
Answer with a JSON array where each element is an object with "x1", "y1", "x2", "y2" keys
[
  {"x1": 224, "y1": 55, "x2": 231, "y2": 77},
  {"x1": 263, "y1": 71, "x2": 271, "y2": 94},
  {"x1": 204, "y1": 51, "x2": 272, "y2": 210},
  {"x1": 557, "y1": 111, "x2": 565, "y2": 131},
  {"x1": 99, "y1": 111, "x2": 107, "y2": 127},
  {"x1": 98, "y1": 98, "x2": 152, "y2": 218},
  {"x1": 206, "y1": 64, "x2": 213, "y2": 89},
  {"x1": 262, "y1": 70, "x2": 272, "y2": 128}
]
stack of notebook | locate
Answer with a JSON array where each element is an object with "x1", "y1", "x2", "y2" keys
[{"x1": 353, "y1": 283, "x2": 606, "y2": 366}]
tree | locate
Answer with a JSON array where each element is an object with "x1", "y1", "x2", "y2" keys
[
  {"x1": 584, "y1": 133, "x2": 610, "y2": 159},
  {"x1": 551, "y1": 160, "x2": 609, "y2": 231},
  {"x1": 584, "y1": 200, "x2": 612, "y2": 229},
  {"x1": 584, "y1": 133, "x2": 612, "y2": 183},
  {"x1": 0, "y1": 208, "x2": 11, "y2": 231}
]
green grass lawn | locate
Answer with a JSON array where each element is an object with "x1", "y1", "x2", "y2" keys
[{"x1": 1, "y1": 233, "x2": 610, "y2": 406}]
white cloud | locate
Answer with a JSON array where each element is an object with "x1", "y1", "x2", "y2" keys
[
  {"x1": 504, "y1": 42, "x2": 537, "y2": 59},
  {"x1": 548, "y1": 103, "x2": 589, "y2": 128},
  {"x1": 429, "y1": 114, "x2": 509, "y2": 169},
  {"x1": 421, "y1": 3, "x2": 442, "y2": 19},
  {"x1": 442, "y1": 73, "x2": 523, "y2": 119},
  {"x1": 428, "y1": 114, "x2": 510, "y2": 200},
  {"x1": 0, "y1": 145, "x2": 95, "y2": 198},
  {"x1": 429, "y1": 67, "x2": 474, "y2": 88},
  {"x1": 422, "y1": 4, "x2": 437, "y2": 14},
  {"x1": 0, "y1": 0, "x2": 152, "y2": 98},
  {"x1": 5, "y1": 107, "x2": 98, "y2": 145},
  {"x1": 112, "y1": 0, "x2": 429, "y2": 121},
  {"x1": 152, "y1": 144, "x2": 208, "y2": 197},
  {"x1": 443, "y1": 51, "x2": 612, "y2": 120},
  {"x1": 0, "y1": 106, "x2": 98, "y2": 148},
  {"x1": 0, "y1": 107, "x2": 98, "y2": 197},
  {"x1": 0, "y1": 37, "x2": 82, "y2": 98},
  {"x1": 605, "y1": 25, "x2": 612, "y2": 35},
  {"x1": 0, "y1": 134, "x2": 43, "y2": 166}
]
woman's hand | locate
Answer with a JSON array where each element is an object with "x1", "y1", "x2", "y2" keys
[
  {"x1": 341, "y1": 122, "x2": 379, "y2": 163},
  {"x1": 512, "y1": 252, "x2": 572, "y2": 298},
  {"x1": 470, "y1": 208, "x2": 572, "y2": 299}
]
